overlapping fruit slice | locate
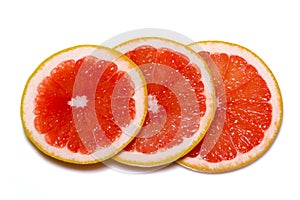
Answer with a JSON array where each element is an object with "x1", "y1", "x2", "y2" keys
[
  {"x1": 113, "y1": 37, "x2": 216, "y2": 167},
  {"x1": 178, "y1": 41, "x2": 283, "y2": 172},
  {"x1": 21, "y1": 45, "x2": 147, "y2": 164}
]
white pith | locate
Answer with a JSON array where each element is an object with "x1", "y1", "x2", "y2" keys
[
  {"x1": 21, "y1": 45, "x2": 147, "y2": 163},
  {"x1": 148, "y1": 94, "x2": 160, "y2": 113},
  {"x1": 68, "y1": 96, "x2": 88, "y2": 108},
  {"x1": 113, "y1": 38, "x2": 216, "y2": 167},
  {"x1": 178, "y1": 41, "x2": 283, "y2": 172}
]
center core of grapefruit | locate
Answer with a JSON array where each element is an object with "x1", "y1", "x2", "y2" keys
[{"x1": 68, "y1": 96, "x2": 88, "y2": 108}]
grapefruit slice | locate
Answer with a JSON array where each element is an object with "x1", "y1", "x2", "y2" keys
[
  {"x1": 178, "y1": 41, "x2": 283, "y2": 172},
  {"x1": 21, "y1": 45, "x2": 147, "y2": 164},
  {"x1": 113, "y1": 37, "x2": 216, "y2": 167}
]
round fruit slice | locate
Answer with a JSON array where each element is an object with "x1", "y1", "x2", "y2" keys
[
  {"x1": 113, "y1": 37, "x2": 216, "y2": 167},
  {"x1": 178, "y1": 41, "x2": 283, "y2": 172},
  {"x1": 21, "y1": 45, "x2": 147, "y2": 164}
]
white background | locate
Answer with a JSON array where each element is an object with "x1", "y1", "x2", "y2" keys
[{"x1": 1, "y1": 0, "x2": 299, "y2": 199}]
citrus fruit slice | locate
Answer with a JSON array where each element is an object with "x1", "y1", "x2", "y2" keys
[
  {"x1": 21, "y1": 45, "x2": 147, "y2": 164},
  {"x1": 113, "y1": 37, "x2": 216, "y2": 167},
  {"x1": 178, "y1": 41, "x2": 283, "y2": 172}
]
